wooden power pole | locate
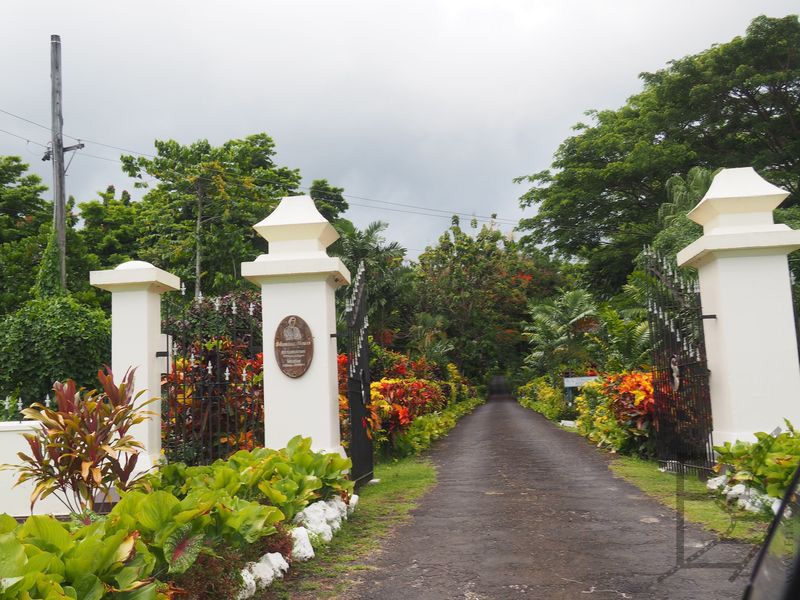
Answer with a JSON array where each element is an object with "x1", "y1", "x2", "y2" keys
[
  {"x1": 47, "y1": 34, "x2": 83, "y2": 289},
  {"x1": 50, "y1": 34, "x2": 66, "y2": 289}
]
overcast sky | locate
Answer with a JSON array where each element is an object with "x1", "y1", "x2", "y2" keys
[{"x1": 1, "y1": 1, "x2": 797, "y2": 261}]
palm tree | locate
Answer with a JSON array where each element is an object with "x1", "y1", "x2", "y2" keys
[{"x1": 523, "y1": 289, "x2": 598, "y2": 379}]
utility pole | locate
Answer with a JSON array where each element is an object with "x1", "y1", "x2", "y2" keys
[{"x1": 45, "y1": 34, "x2": 83, "y2": 289}]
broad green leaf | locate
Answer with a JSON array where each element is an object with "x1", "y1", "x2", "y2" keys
[
  {"x1": 136, "y1": 491, "x2": 180, "y2": 532},
  {"x1": 19, "y1": 516, "x2": 74, "y2": 555},
  {"x1": 70, "y1": 573, "x2": 104, "y2": 600},
  {"x1": 0, "y1": 532, "x2": 27, "y2": 579},
  {"x1": 162, "y1": 524, "x2": 204, "y2": 574},
  {"x1": 114, "y1": 581, "x2": 158, "y2": 600},
  {"x1": 0, "y1": 514, "x2": 18, "y2": 534}
]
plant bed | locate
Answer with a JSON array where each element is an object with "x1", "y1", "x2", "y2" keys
[
  {"x1": 258, "y1": 456, "x2": 437, "y2": 599},
  {"x1": 610, "y1": 455, "x2": 771, "y2": 544}
]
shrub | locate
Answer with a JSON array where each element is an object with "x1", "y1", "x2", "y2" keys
[
  {"x1": 392, "y1": 397, "x2": 484, "y2": 457},
  {"x1": 369, "y1": 343, "x2": 410, "y2": 379},
  {"x1": 715, "y1": 420, "x2": 800, "y2": 498},
  {"x1": 7, "y1": 368, "x2": 153, "y2": 513},
  {"x1": 574, "y1": 371, "x2": 655, "y2": 456},
  {"x1": 517, "y1": 377, "x2": 570, "y2": 421},
  {"x1": 367, "y1": 378, "x2": 447, "y2": 450},
  {"x1": 0, "y1": 296, "x2": 110, "y2": 404}
]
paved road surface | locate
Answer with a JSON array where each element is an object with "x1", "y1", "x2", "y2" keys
[{"x1": 353, "y1": 392, "x2": 755, "y2": 600}]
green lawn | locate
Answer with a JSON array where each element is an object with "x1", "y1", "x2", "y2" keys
[
  {"x1": 609, "y1": 455, "x2": 771, "y2": 543},
  {"x1": 260, "y1": 456, "x2": 437, "y2": 599}
]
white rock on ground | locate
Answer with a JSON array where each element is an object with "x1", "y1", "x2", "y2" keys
[
  {"x1": 237, "y1": 569, "x2": 257, "y2": 600},
  {"x1": 294, "y1": 502, "x2": 334, "y2": 543},
  {"x1": 291, "y1": 526, "x2": 315, "y2": 561},
  {"x1": 726, "y1": 483, "x2": 748, "y2": 501},
  {"x1": 348, "y1": 494, "x2": 359, "y2": 515},
  {"x1": 238, "y1": 552, "x2": 291, "y2": 598},
  {"x1": 326, "y1": 495, "x2": 348, "y2": 520},
  {"x1": 322, "y1": 500, "x2": 344, "y2": 532},
  {"x1": 706, "y1": 475, "x2": 728, "y2": 491}
]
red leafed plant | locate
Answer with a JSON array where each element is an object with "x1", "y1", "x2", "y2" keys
[{"x1": 5, "y1": 367, "x2": 154, "y2": 514}]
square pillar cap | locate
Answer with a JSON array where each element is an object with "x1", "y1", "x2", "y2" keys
[
  {"x1": 253, "y1": 195, "x2": 339, "y2": 249},
  {"x1": 687, "y1": 167, "x2": 789, "y2": 227},
  {"x1": 90, "y1": 260, "x2": 181, "y2": 293}
]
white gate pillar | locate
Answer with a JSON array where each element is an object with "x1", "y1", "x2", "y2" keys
[
  {"x1": 90, "y1": 261, "x2": 180, "y2": 468},
  {"x1": 242, "y1": 195, "x2": 350, "y2": 453},
  {"x1": 677, "y1": 167, "x2": 800, "y2": 445}
]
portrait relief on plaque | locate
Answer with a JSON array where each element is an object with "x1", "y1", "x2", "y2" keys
[{"x1": 274, "y1": 315, "x2": 313, "y2": 378}]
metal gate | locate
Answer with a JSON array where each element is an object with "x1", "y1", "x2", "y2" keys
[
  {"x1": 161, "y1": 289, "x2": 264, "y2": 465},
  {"x1": 345, "y1": 263, "x2": 375, "y2": 486},
  {"x1": 643, "y1": 247, "x2": 715, "y2": 474}
]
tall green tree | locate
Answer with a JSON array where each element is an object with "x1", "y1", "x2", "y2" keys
[
  {"x1": 121, "y1": 134, "x2": 301, "y2": 297},
  {"x1": 414, "y1": 219, "x2": 561, "y2": 378},
  {"x1": 333, "y1": 220, "x2": 412, "y2": 345},
  {"x1": 0, "y1": 156, "x2": 49, "y2": 244},
  {"x1": 517, "y1": 14, "x2": 800, "y2": 296},
  {"x1": 78, "y1": 185, "x2": 141, "y2": 268},
  {"x1": 309, "y1": 179, "x2": 349, "y2": 222}
]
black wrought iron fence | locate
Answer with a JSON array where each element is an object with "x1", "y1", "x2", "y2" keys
[
  {"x1": 643, "y1": 247, "x2": 715, "y2": 475},
  {"x1": 345, "y1": 262, "x2": 374, "y2": 486},
  {"x1": 161, "y1": 288, "x2": 264, "y2": 465}
]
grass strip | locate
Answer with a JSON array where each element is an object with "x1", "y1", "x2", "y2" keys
[
  {"x1": 609, "y1": 455, "x2": 770, "y2": 543},
  {"x1": 259, "y1": 456, "x2": 437, "y2": 599}
]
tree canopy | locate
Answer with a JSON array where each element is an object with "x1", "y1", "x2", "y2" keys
[
  {"x1": 516, "y1": 14, "x2": 800, "y2": 297},
  {"x1": 121, "y1": 134, "x2": 301, "y2": 297}
]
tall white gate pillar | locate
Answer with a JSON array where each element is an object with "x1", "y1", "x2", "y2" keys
[
  {"x1": 677, "y1": 167, "x2": 800, "y2": 445},
  {"x1": 242, "y1": 195, "x2": 350, "y2": 453},
  {"x1": 90, "y1": 261, "x2": 180, "y2": 468}
]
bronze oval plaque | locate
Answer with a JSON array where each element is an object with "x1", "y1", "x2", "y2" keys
[{"x1": 274, "y1": 315, "x2": 314, "y2": 378}]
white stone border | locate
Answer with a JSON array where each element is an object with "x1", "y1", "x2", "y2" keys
[{"x1": 236, "y1": 494, "x2": 359, "y2": 599}]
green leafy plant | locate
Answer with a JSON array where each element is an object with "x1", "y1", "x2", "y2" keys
[
  {"x1": 392, "y1": 397, "x2": 484, "y2": 457},
  {"x1": 0, "y1": 296, "x2": 110, "y2": 404},
  {"x1": 0, "y1": 513, "x2": 159, "y2": 600},
  {"x1": 6, "y1": 368, "x2": 153, "y2": 514},
  {"x1": 715, "y1": 420, "x2": 800, "y2": 498},
  {"x1": 517, "y1": 377, "x2": 572, "y2": 421},
  {"x1": 139, "y1": 436, "x2": 352, "y2": 524}
]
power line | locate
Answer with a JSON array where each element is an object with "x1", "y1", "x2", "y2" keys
[
  {"x1": 0, "y1": 105, "x2": 522, "y2": 224},
  {"x1": 0, "y1": 128, "x2": 48, "y2": 148}
]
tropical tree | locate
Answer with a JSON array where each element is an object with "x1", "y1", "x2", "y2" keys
[
  {"x1": 334, "y1": 220, "x2": 412, "y2": 345},
  {"x1": 516, "y1": 15, "x2": 800, "y2": 296},
  {"x1": 309, "y1": 179, "x2": 349, "y2": 223},
  {"x1": 523, "y1": 288, "x2": 598, "y2": 379},
  {"x1": 78, "y1": 185, "x2": 142, "y2": 268},
  {"x1": 121, "y1": 134, "x2": 301, "y2": 297},
  {"x1": 0, "y1": 156, "x2": 49, "y2": 244},
  {"x1": 415, "y1": 218, "x2": 561, "y2": 378}
]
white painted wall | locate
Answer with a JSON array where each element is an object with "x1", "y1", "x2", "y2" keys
[
  {"x1": 0, "y1": 421, "x2": 67, "y2": 517},
  {"x1": 678, "y1": 168, "x2": 800, "y2": 445},
  {"x1": 90, "y1": 261, "x2": 180, "y2": 469},
  {"x1": 243, "y1": 195, "x2": 350, "y2": 454}
]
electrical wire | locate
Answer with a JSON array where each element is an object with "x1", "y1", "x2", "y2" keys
[
  {"x1": 0, "y1": 127, "x2": 48, "y2": 148},
  {"x1": 0, "y1": 106, "x2": 662, "y2": 245},
  {"x1": 0, "y1": 105, "x2": 522, "y2": 225}
]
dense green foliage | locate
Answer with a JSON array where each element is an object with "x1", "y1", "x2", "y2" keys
[
  {"x1": 391, "y1": 396, "x2": 484, "y2": 457},
  {"x1": 0, "y1": 297, "x2": 110, "y2": 404},
  {"x1": 120, "y1": 134, "x2": 302, "y2": 297},
  {"x1": 0, "y1": 156, "x2": 49, "y2": 244},
  {"x1": 517, "y1": 377, "x2": 573, "y2": 421},
  {"x1": 517, "y1": 15, "x2": 800, "y2": 296},
  {"x1": 715, "y1": 420, "x2": 800, "y2": 498},
  {"x1": 413, "y1": 219, "x2": 561, "y2": 378},
  {"x1": 12, "y1": 370, "x2": 152, "y2": 513},
  {"x1": 0, "y1": 436, "x2": 351, "y2": 599}
]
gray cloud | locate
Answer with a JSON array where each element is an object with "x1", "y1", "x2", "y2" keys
[{"x1": 2, "y1": 1, "x2": 797, "y2": 261}]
